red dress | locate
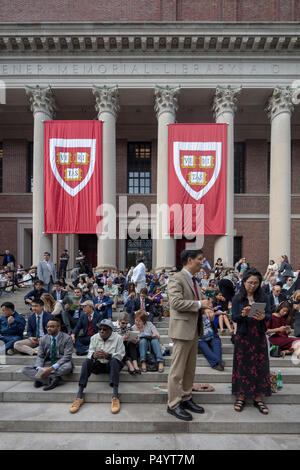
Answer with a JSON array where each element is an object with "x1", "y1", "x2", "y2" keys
[{"x1": 267, "y1": 315, "x2": 300, "y2": 351}]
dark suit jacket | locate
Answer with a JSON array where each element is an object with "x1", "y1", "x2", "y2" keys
[
  {"x1": 51, "y1": 289, "x2": 68, "y2": 303},
  {"x1": 24, "y1": 288, "x2": 47, "y2": 303},
  {"x1": 1, "y1": 253, "x2": 16, "y2": 266},
  {"x1": 268, "y1": 293, "x2": 286, "y2": 313},
  {"x1": 133, "y1": 297, "x2": 153, "y2": 314},
  {"x1": 72, "y1": 310, "x2": 103, "y2": 337},
  {"x1": 27, "y1": 311, "x2": 54, "y2": 338}
]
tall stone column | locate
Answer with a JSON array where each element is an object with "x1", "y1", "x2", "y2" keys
[
  {"x1": 212, "y1": 85, "x2": 241, "y2": 267},
  {"x1": 154, "y1": 85, "x2": 179, "y2": 271},
  {"x1": 25, "y1": 85, "x2": 56, "y2": 265},
  {"x1": 93, "y1": 85, "x2": 119, "y2": 270},
  {"x1": 266, "y1": 86, "x2": 294, "y2": 261}
]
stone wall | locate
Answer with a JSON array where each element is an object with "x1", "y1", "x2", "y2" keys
[{"x1": 0, "y1": 0, "x2": 299, "y2": 22}]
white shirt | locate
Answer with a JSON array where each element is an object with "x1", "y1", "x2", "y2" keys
[
  {"x1": 132, "y1": 262, "x2": 146, "y2": 284},
  {"x1": 183, "y1": 268, "x2": 202, "y2": 310}
]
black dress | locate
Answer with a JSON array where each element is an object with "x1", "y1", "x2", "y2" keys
[{"x1": 231, "y1": 296, "x2": 272, "y2": 398}]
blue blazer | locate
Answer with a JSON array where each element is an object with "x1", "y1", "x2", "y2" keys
[
  {"x1": 27, "y1": 311, "x2": 54, "y2": 338},
  {"x1": 0, "y1": 311, "x2": 26, "y2": 337},
  {"x1": 73, "y1": 310, "x2": 103, "y2": 337},
  {"x1": 93, "y1": 295, "x2": 113, "y2": 316}
]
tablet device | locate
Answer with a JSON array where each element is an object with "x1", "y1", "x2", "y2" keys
[{"x1": 248, "y1": 302, "x2": 266, "y2": 318}]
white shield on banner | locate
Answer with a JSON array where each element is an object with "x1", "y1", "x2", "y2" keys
[
  {"x1": 173, "y1": 141, "x2": 222, "y2": 201},
  {"x1": 49, "y1": 138, "x2": 96, "y2": 197}
]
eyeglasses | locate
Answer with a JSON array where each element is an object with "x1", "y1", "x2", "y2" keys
[
  {"x1": 245, "y1": 281, "x2": 259, "y2": 286},
  {"x1": 99, "y1": 327, "x2": 110, "y2": 332}
]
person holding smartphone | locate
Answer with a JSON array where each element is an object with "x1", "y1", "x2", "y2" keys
[
  {"x1": 231, "y1": 268, "x2": 272, "y2": 415},
  {"x1": 266, "y1": 301, "x2": 300, "y2": 358}
]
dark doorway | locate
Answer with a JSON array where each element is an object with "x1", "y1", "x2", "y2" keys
[{"x1": 78, "y1": 234, "x2": 97, "y2": 268}]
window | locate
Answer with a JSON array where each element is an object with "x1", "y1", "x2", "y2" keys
[
  {"x1": 0, "y1": 143, "x2": 3, "y2": 193},
  {"x1": 128, "y1": 142, "x2": 151, "y2": 194},
  {"x1": 126, "y1": 238, "x2": 152, "y2": 269},
  {"x1": 234, "y1": 142, "x2": 246, "y2": 194},
  {"x1": 234, "y1": 236, "x2": 243, "y2": 265},
  {"x1": 27, "y1": 142, "x2": 33, "y2": 193}
]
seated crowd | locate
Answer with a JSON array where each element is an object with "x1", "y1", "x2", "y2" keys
[{"x1": 0, "y1": 253, "x2": 299, "y2": 415}]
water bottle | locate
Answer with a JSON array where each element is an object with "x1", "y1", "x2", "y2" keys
[{"x1": 277, "y1": 370, "x2": 283, "y2": 390}]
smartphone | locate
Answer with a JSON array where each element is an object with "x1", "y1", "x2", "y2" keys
[{"x1": 248, "y1": 302, "x2": 266, "y2": 318}]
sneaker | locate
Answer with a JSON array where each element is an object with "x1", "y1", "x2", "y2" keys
[
  {"x1": 69, "y1": 398, "x2": 84, "y2": 414},
  {"x1": 7, "y1": 349, "x2": 14, "y2": 356},
  {"x1": 111, "y1": 397, "x2": 120, "y2": 414}
]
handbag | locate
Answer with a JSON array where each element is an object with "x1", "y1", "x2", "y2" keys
[
  {"x1": 145, "y1": 339, "x2": 158, "y2": 372},
  {"x1": 270, "y1": 345, "x2": 282, "y2": 357}
]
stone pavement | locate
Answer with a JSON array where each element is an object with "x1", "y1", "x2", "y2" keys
[{"x1": 0, "y1": 287, "x2": 300, "y2": 450}]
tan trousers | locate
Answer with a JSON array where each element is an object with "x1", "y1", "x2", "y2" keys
[
  {"x1": 14, "y1": 339, "x2": 38, "y2": 356},
  {"x1": 167, "y1": 331, "x2": 199, "y2": 410}
]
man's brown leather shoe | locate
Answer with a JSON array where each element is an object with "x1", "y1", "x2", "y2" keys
[
  {"x1": 111, "y1": 397, "x2": 120, "y2": 414},
  {"x1": 69, "y1": 398, "x2": 84, "y2": 414}
]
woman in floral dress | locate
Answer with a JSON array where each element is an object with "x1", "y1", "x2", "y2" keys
[{"x1": 231, "y1": 268, "x2": 272, "y2": 415}]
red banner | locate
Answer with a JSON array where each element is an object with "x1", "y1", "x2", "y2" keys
[
  {"x1": 44, "y1": 120, "x2": 102, "y2": 233},
  {"x1": 168, "y1": 123, "x2": 227, "y2": 235}
]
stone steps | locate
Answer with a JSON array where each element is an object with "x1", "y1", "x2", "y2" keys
[
  {"x1": 2, "y1": 354, "x2": 296, "y2": 369},
  {"x1": 1, "y1": 365, "x2": 299, "y2": 384},
  {"x1": 1, "y1": 402, "x2": 300, "y2": 434},
  {"x1": 1, "y1": 381, "x2": 299, "y2": 404},
  {"x1": 2, "y1": 288, "x2": 300, "y2": 444},
  {"x1": 0, "y1": 432, "x2": 299, "y2": 451}
]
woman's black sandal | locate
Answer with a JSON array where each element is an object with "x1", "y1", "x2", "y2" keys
[
  {"x1": 253, "y1": 400, "x2": 269, "y2": 415},
  {"x1": 234, "y1": 398, "x2": 246, "y2": 412}
]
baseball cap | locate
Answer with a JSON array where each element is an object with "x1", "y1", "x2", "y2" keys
[
  {"x1": 97, "y1": 319, "x2": 114, "y2": 330},
  {"x1": 81, "y1": 300, "x2": 94, "y2": 308}
]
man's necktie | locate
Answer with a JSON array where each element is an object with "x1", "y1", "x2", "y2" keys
[
  {"x1": 36, "y1": 316, "x2": 40, "y2": 339},
  {"x1": 192, "y1": 277, "x2": 200, "y2": 300},
  {"x1": 50, "y1": 338, "x2": 57, "y2": 365},
  {"x1": 192, "y1": 277, "x2": 202, "y2": 335}
]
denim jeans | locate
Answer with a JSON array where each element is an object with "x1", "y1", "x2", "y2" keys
[
  {"x1": 198, "y1": 336, "x2": 222, "y2": 367},
  {"x1": 139, "y1": 338, "x2": 163, "y2": 363}
]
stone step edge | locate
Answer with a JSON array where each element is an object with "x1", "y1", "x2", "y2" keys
[{"x1": 0, "y1": 403, "x2": 299, "y2": 434}]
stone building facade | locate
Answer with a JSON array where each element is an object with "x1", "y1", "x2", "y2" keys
[{"x1": 0, "y1": 0, "x2": 300, "y2": 274}]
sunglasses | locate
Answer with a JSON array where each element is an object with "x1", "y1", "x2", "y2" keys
[
  {"x1": 98, "y1": 291, "x2": 104, "y2": 294},
  {"x1": 99, "y1": 327, "x2": 110, "y2": 332}
]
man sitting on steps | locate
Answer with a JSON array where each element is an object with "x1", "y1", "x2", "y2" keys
[
  {"x1": 22, "y1": 318, "x2": 74, "y2": 391},
  {"x1": 69, "y1": 319, "x2": 125, "y2": 415}
]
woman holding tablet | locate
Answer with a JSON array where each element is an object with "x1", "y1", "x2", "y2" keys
[{"x1": 231, "y1": 268, "x2": 272, "y2": 415}]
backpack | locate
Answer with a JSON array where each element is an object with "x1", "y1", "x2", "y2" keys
[{"x1": 145, "y1": 339, "x2": 158, "y2": 372}]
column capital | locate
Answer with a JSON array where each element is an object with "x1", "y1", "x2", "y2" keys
[
  {"x1": 93, "y1": 85, "x2": 120, "y2": 119},
  {"x1": 154, "y1": 85, "x2": 180, "y2": 119},
  {"x1": 25, "y1": 85, "x2": 56, "y2": 118},
  {"x1": 266, "y1": 86, "x2": 294, "y2": 121},
  {"x1": 212, "y1": 85, "x2": 242, "y2": 120}
]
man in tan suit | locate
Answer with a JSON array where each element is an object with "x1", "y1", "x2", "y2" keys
[{"x1": 167, "y1": 249, "x2": 213, "y2": 421}]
